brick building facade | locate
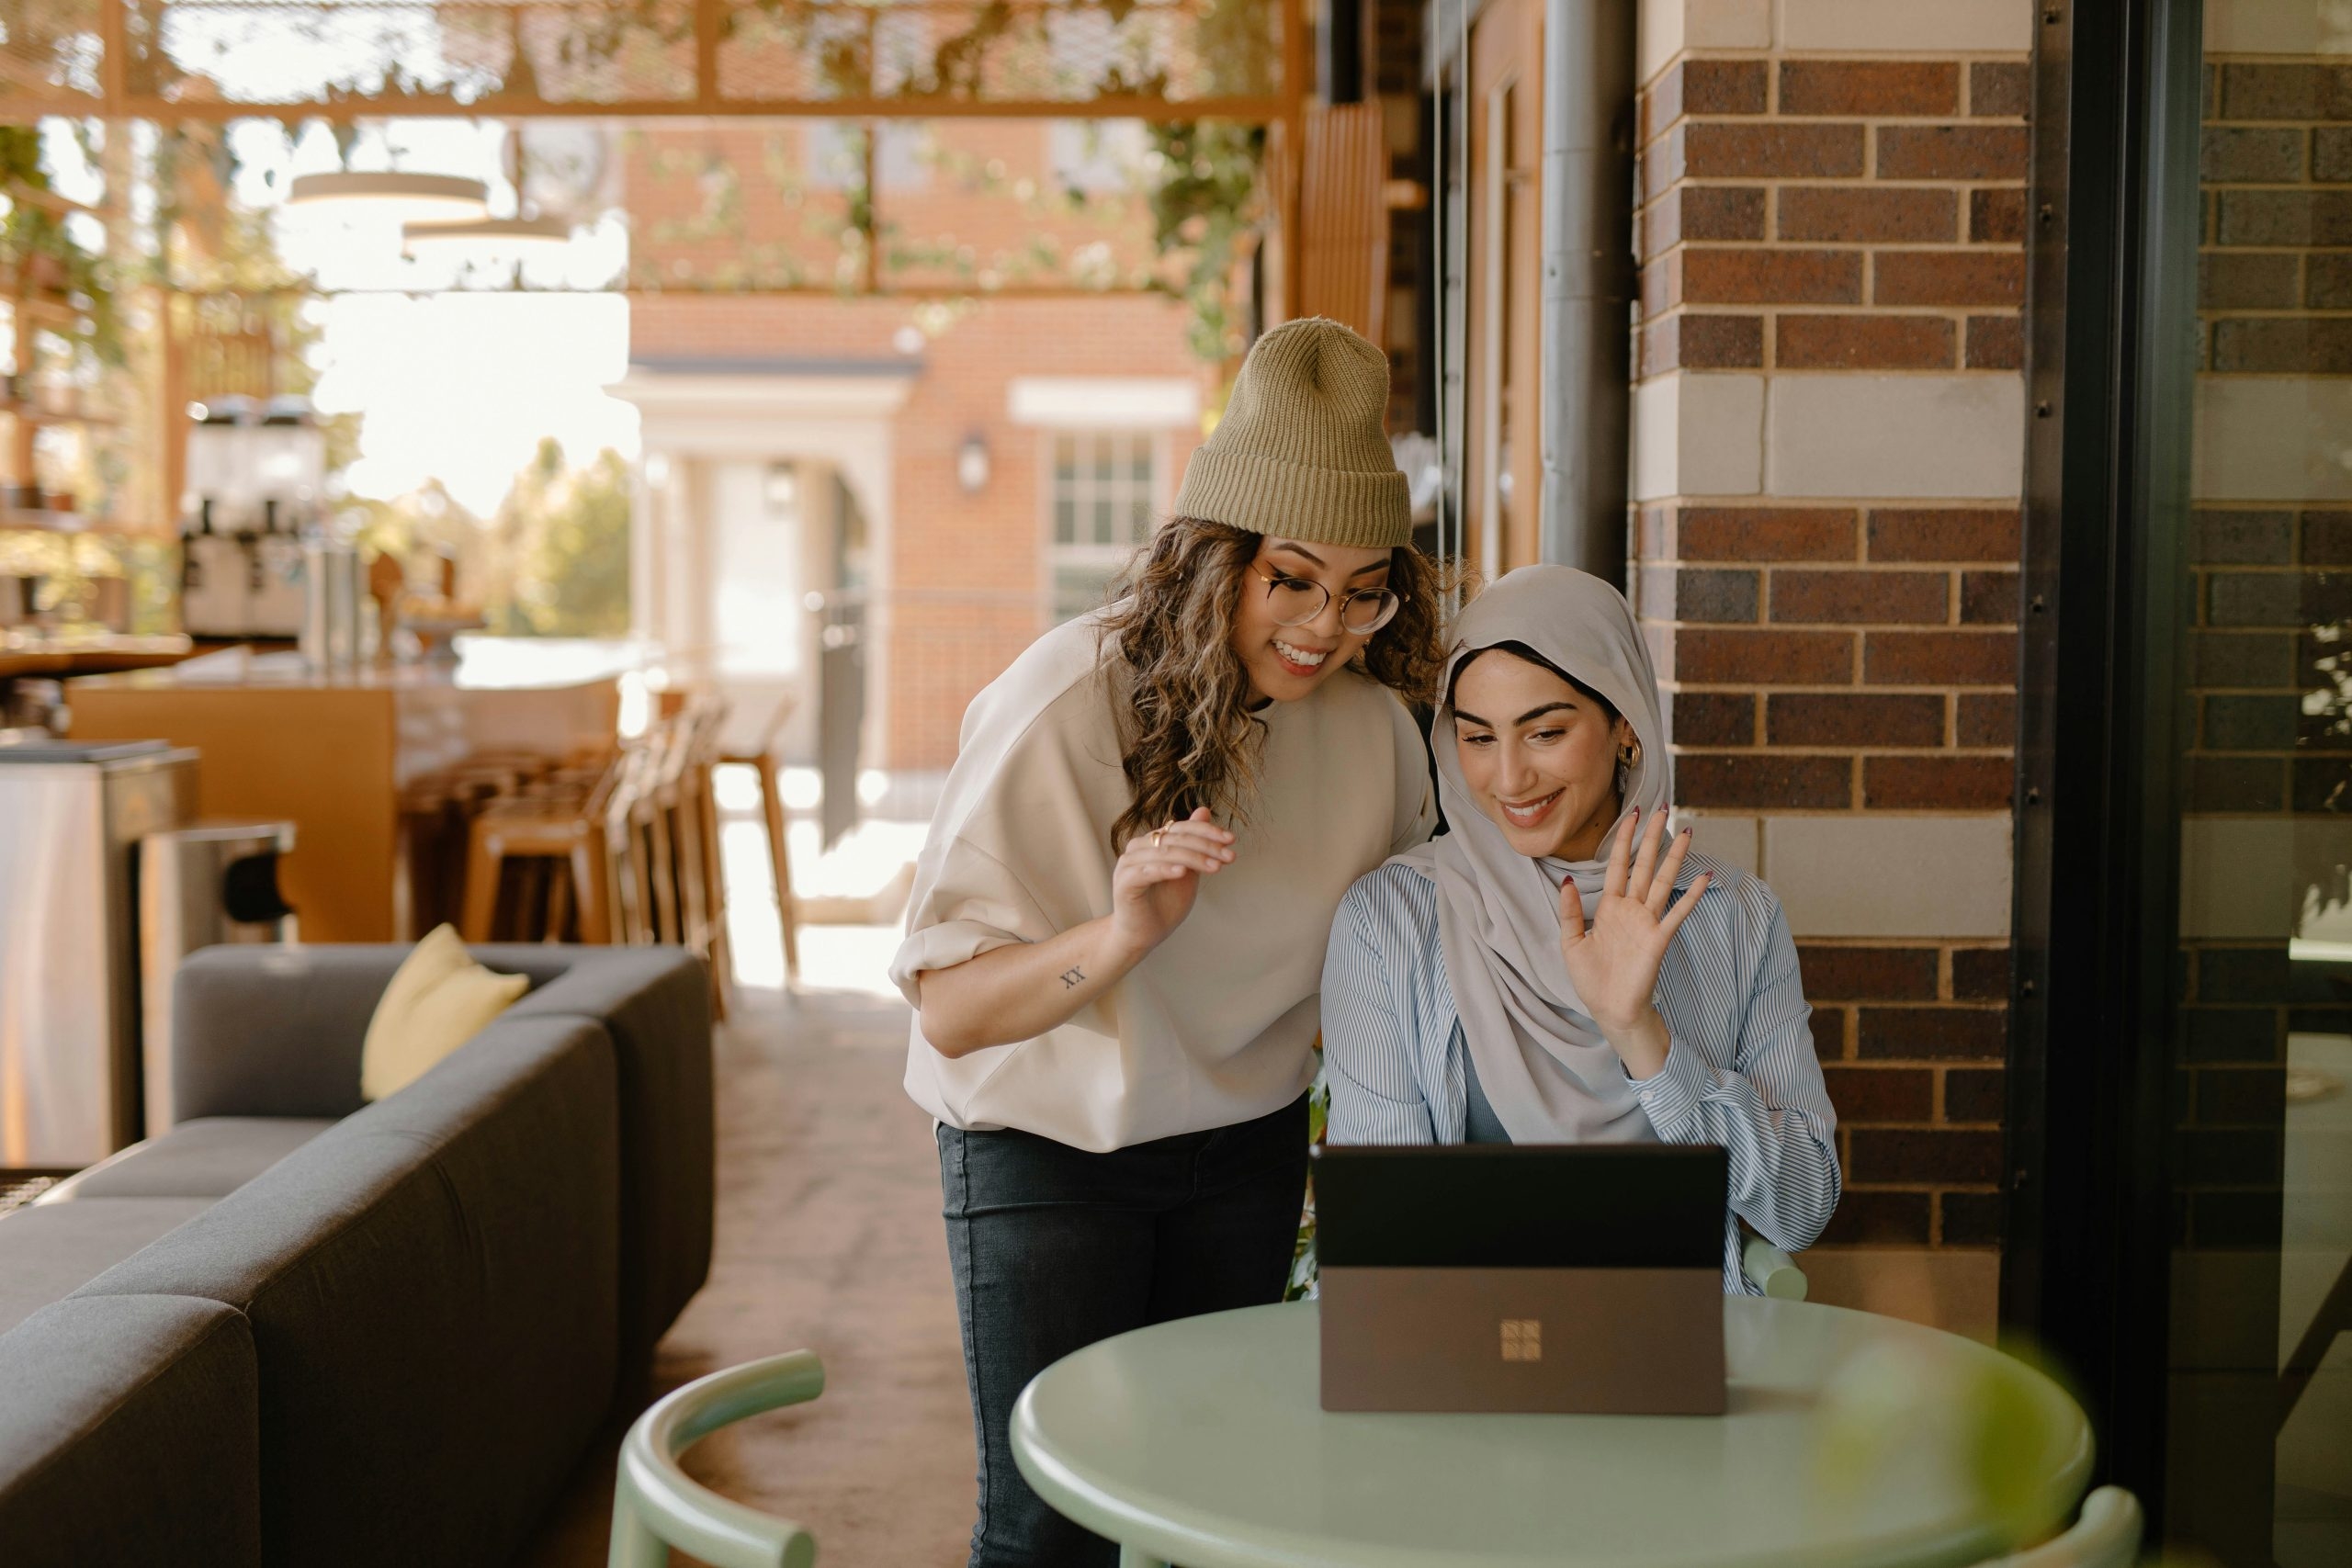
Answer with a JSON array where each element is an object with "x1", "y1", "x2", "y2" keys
[
  {"x1": 616, "y1": 121, "x2": 1212, "y2": 772},
  {"x1": 1626, "y1": 0, "x2": 2034, "y2": 1329}
]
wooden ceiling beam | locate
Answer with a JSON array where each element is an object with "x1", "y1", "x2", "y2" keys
[{"x1": 0, "y1": 93, "x2": 1292, "y2": 123}]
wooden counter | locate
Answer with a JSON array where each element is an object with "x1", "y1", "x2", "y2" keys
[
  {"x1": 66, "y1": 640, "x2": 637, "y2": 941},
  {"x1": 0, "y1": 634, "x2": 195, "y2": 681}
]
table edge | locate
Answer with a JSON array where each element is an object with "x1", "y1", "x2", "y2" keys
[{"x1": 1009, "y1": 1300, "x2": 2099, "y2": 1568}]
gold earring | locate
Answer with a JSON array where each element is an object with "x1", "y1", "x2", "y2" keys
[{"x1": 1619, "y1": 740, "x2": 1641, "y2": 768}]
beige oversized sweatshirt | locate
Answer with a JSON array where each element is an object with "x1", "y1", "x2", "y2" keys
[{"x1": 893, "y1": 613, "x2": 1436, "y2": 1152}]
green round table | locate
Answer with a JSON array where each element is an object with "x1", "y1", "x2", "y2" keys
[{"x1": 1010, "y1": 1299, "x2": 2092, "y2": 1568}]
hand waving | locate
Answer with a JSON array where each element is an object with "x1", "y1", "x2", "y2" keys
[{"x1": 1558, "y1": 807, "x2": 1711, "y2": 1055}]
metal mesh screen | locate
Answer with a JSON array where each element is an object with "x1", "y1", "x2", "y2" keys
[
  {"x1": 716, "y1": 0, "x2": 1276, "y2": 107},
  {"x1": 123, "y1": 0, "x2": 697, "y2": 107},
  {"x1": 0, "y1": 0, "x2": 106, "y2": 106},
  {"x1": 618, "y1": 118, "x2": 1181, "y2": 297},
  {"x1": 6, "y1": 0, "x2": 1287, "y2": 115}
]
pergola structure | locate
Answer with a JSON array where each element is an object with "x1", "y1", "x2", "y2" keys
[
  {"x1": 1, "y1": 2, "x2": 1386, "y2": 517},
  {"x1": 1, "y1": 1, "x2": 1327, "y2": 316},
  {"x1": 0, "y1": 1, "x2": 1298, "y2": 126}
]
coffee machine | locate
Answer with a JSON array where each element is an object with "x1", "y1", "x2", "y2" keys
[{"x1": 180, "y1": 395, "x2": 325, "y2": 640}]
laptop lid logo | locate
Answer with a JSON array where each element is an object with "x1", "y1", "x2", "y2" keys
[{"x1": 1500, "y1": 1318, "x2": 1543, "y2": 1362}]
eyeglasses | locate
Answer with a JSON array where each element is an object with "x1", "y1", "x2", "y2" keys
[{"x1": 1252, "y1": 564, "x2": 1405, "y2": 634}]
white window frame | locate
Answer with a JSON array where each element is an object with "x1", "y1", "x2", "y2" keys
[{"x1": 1039, "y1": 428, "x2": 1172, "y2": 624}]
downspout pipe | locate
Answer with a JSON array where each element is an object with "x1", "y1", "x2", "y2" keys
[{"x1": 1539, "y1": 0, "x2": 1636, "y2": 582}]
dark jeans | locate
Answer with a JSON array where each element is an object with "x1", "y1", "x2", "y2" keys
[{"x1": 938, "y1": 1093, "x2": 1310, "y2": 1568}]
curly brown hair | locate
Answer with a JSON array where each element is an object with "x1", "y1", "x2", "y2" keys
[{"x1": 1095, "y1": 517, "x2": 1450, "y2": 852}]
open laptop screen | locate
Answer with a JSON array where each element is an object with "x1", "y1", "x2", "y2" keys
[{"x1": 1313, "y1": 1145, "x2": 1726, "y2": 1270}]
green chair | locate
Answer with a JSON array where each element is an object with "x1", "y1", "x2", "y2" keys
[
  {"x1": 1742, "y1": 1235, "x2": 1807, "y2": 1300},
  {"x1": 607, "y1": 1350, "x2": 826, "y2": 1568},
  {"x1": 1985, "y1": 1485, "x2": 2143, "y2": 1568}
]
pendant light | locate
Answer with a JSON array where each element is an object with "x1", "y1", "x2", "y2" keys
[
  {"x1": 399, "y1": 213, "x2": 572, "y2": 260},
  {"x1": 286, "y1": 170, "x2": 490, "y2": 223},
  {"x1": 400, "y1": 126, "x2": 573, "y2": 262}
]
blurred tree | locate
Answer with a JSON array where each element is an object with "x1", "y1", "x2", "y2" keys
[
  {"x1": 488, "y1": 439, "x2": 632, "y2": 637},
  {"x1": 337, "y1": 445, "x2": 629, "y2": 638},
  {"x1": 341, "y1": 479, "x2": 482, "y2": 595}
]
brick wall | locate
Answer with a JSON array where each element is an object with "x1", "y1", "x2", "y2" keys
[
  {"x1": 626, "y1": 120, "x2": 1161, "y2": 291},
  {"x1": 1630, "y1": 0, "x2": 2033, "y2": 1302},
  {"x1": 2173, "y1": 49, "x2": 2352, "y2": 1251},
  {"x1": 626, "y1": 122, "x2": 1207, "y2": 772}
]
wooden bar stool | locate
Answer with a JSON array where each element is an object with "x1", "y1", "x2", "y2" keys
[
  {"x1": 458, "y1": 754, "x2": 626, "y2": 943},
  {"x1": 719, "y1": 695, "x2": 802, "y2": 983},
  {"x1": 603, "y1": 741, "x2": 659, "y2": 945},
  {"x1": 654, "y1": 696, "x2": 733, "y2": 1019},
  {"x1": 633, "y1": 715, "x2": 687, "y2": 947}
]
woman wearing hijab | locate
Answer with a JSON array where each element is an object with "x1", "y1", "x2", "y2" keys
[
  {"x1": 1322, "y1": 565, "x2": 1839, "y2": 1287},
  {"x1": 895, "y1": 319, "x2": 1445, "y2": 1567}
]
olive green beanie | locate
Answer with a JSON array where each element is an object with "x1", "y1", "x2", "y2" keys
[{"x1": 1174, "y1": 317, "x2": 1410, "y2": 549}]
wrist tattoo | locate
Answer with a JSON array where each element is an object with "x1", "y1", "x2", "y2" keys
[{"x1": 1060, "y1": 966, "x2": 1085, "y2": 989}]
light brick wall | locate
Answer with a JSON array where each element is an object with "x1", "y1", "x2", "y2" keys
[{"x1": 1631, "y1": 0, "x2": 2033, "y2": 1280}]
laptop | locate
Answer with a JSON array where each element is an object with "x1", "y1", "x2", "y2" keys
[{"x1": 1313, "y1": 1145, "x2": 1727, "y2": 1416}]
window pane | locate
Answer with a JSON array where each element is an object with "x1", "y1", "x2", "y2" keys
[
  {"x1": 1053, "y1": 563, "x2": 1114, "y2": 622},
  {"x1": 1129, "y1": 496, "x2": 1152, "y2": 540},
  {"x1": 2157, "y1": 17, "x2": 2352, "y2": 1564},
  {"x1": 1092, "y1": 498, "x2": 1115, "y2": 543},
  {"x1": 1055, "y1": 497, "x2": 1077, "y2": 545}
]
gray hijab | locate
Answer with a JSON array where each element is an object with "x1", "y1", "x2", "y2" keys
[{"x1": 1391, "y1": 565, "x2": 1688, "y2": 1144}]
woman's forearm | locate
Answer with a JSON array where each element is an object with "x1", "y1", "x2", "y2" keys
[{"x1": 915, "y1": 916, "x2": 1151, "y2": 1058}]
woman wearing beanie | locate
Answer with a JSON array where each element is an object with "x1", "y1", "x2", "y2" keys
[
  {"x1": 1321, "y1": 566, "x2": 1840, "y2": 1286},
  {"x1": 893, "y1": 319, "x2": 1443, "y2": 1567}
]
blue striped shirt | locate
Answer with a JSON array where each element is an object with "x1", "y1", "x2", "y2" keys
[{"x1": 1320, "y1": 855, "x2": 1841, "y2": 1293}]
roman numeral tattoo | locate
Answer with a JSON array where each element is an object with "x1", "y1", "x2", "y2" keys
[{"x1": 1060, "y1": 966, "x2": 1085, "y2": 989}]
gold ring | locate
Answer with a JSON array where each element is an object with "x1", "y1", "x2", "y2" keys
[{"x1": 1151, "y1": 829, "x2": 1164, "y2": 849}]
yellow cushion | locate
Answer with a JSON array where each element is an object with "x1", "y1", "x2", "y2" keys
[{"x1": 358, "y1": 925, "x2": 529, "y2": 1101}]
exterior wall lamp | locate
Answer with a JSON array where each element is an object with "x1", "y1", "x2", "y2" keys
[{"x1": 956, "y1": 432, "x2": 991, "y2": 494}]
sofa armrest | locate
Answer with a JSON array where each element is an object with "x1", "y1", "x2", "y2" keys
[
  {"x1": 171, "y1": 945, "x2": 415, "y2": 1122},
  {"x1": 0, "y1": 1294, "x2": 261, "y2": 1566}
]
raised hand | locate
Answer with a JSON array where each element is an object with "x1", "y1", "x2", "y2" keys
[
  {"x1": 1108, "y1": 807, "x2": 1235, "y2": 959},
  {"x1": 1558, "y1": 807, "x2": 1711, "y2": 1072}
]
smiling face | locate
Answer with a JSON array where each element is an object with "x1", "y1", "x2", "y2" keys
[
  {"x1": 1228, "y1": 537, "x2": 1397, "y2": 703},
  {"x1": 1450, "y1": 648, "x2": 1637, "y2": 861}
]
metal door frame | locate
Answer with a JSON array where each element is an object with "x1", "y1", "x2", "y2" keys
[{"x1": 2004, "y1": 0, "x2": 2203, "y2": 1514}]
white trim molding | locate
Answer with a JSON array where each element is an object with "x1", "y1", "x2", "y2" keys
[{"x1": 1007, "y1": 376, "x2": 1202, "y2": 431}]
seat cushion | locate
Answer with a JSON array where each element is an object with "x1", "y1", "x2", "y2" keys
[
  {"x1": 40, "y1": 1118, "x2": 336, "y2": 1202},
  {"x1": 0, "y1": 1199, "x2": 216, "y2": 1335},
  {"x1": 0, "y1": 1293, "x2": 260, "y2": 1568}
]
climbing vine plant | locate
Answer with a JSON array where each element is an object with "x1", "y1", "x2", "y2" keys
[{"x1": 1144, "y1": 118, "x2": 1262, "y2": 364}]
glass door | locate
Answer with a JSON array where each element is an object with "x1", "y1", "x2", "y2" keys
[
  {"x1": 2017, "y1": 6, "x2": 2352, "y2": 1562},
  {"x1": 2165, "y1": 10, "x2": 2352, "y2": 1563}
]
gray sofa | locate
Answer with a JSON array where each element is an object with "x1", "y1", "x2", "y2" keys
[{"x1": 0, "y1": 944, "x2": 713, "y2": 1568}]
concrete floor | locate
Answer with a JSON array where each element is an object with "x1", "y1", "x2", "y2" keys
[{"x1": 515, "y1": 979, "x2": 976, "y2": 1566}]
